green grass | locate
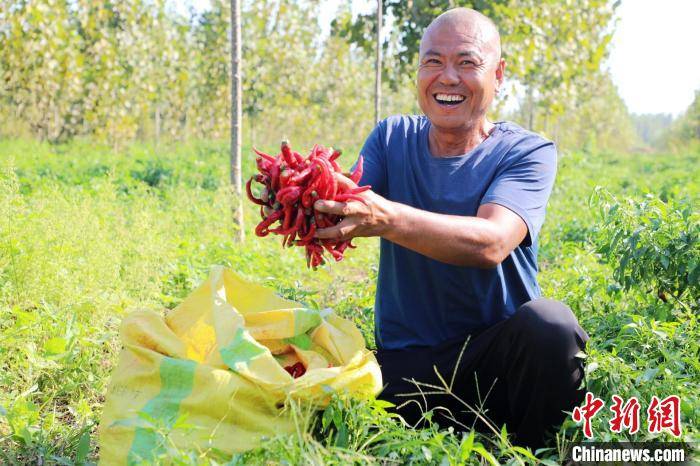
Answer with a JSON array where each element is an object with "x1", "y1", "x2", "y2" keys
[{"x1": 0, "y1": 138, "x2": 698, "y2": 464}]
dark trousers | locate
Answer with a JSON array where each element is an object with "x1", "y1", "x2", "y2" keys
[{"x1": 376, "y1": 298, "x2": 589, "y2": 448}]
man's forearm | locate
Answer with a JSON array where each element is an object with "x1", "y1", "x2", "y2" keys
[
  {"x1": 313, "y1": 175, "x2": 527, "y2": 264},
  {"x1": 381, "y1": 200, "x2": 513, "y2": 268}
]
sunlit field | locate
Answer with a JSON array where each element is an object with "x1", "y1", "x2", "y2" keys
[{"x1": 1, "y1": 138, "x2": 697, "y2": 464}]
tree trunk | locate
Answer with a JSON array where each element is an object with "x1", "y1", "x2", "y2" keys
[
  {"x1": 553, "y1": 116, "x2": 561, "y2": 149},
  {"x1": 374, "y1": 0, "x2": 382, "y2": 126},
  {"x1": 527, "y1": 87, "x2": 534, "y2": 131},
  {"x1": 52, "y1": 106, "x2": 59, "y2": 142},
  {"x1": 155, "y1": 103, "x2": 161, "y2": 147},
  {"x1": 230, "y1": 0, "x2": 244, "y2": 241},
  {"x1": 543, "y1": 111, "x2": 548, "y2": 135},
  {"x1": 250, "y1": 114, "x2": 256, "y2": 148}
]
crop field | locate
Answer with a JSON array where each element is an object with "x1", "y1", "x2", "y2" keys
[{"x1": 0, "y1": 138, "x2": 697, "y2": 464}]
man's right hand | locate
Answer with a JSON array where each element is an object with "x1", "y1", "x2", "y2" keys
[{"x1": 313, "y1": 173, "x2": 395, "y2": 241}]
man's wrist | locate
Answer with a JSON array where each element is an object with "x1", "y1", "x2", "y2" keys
[{"x1": 377, "y1": 197, "x2": 404, "y2": 241}]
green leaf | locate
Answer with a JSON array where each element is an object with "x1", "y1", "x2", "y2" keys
[
  {"x1": 421, "y1": 446, "x2": 432, "y2": 461},
  {"x1": 76, "y1": 430, "x2": 91, "y2": 463},
  {"x1": 473, "y1": 444, "x2": 499, "y2": 466},
  {"x1": 44, "y1": 337, "x2": 67, "y2": 355},
  {"x1": 512, "y1": 445, "x2": 538, "y2": 461},
  {"x1": 372, "y1": 399, "x2": 395, "y2": 409},
  {"x1": 638, "y1": 367, "x2": 659, "y2": 383},
  {"x1": 459, "y1": 430, "x2": 475, "y2": 461}
]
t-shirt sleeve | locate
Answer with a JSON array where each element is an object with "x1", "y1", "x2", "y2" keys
[
  {"x1": 354, "y1": 121, "x2": 388, "y2": 197},
  {"x1": 480, "y1": 140, "x2": 557, "y2": 246}
]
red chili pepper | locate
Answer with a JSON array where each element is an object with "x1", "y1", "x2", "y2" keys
[
  {"x1": 289, "y1": 166, "x2": 312, "y2": 185},
  {"x1": 281, "y1": 141, "x2": 295, "y2": 166},
  {"x1": 294, "y1": 206, "x2": 305, "y2": 230},
  {"x1": 282, "y1": 204, "x2": 294, "y2": 230},
  {"x1": 279, "y1": 169, "x2": 292, "y2": 189},
  {"x1": 276, "y1": 186, "x2": 302, "y2": 205},
  {"x1": 322, "y1": 240, "x2": 344, "y2": 261},
  {"x1": 270, "y1": 162, "x2": 281, "y2": 191},
  {"x1": 334, "y1": 193, "x2": 367, "y2": 204},
  {"x1": 301, "y1": 177, "x2": 321, "y2": 208},
  {"x1": 253, "y1": 148, "x2": 276, "y2": 164},
  {"x1": 284, "y1": 362, "x2": 306, "y2": 378},
  {"x1": 255, "y1": 157, "x2": 270, "y2": 173},
  {"x1": 350, "y1": 185, "x2": 371, "y2": 194},
  {"x1": 246, "y1": 177, "x2": 267, "y2": 206},
  {"x1": 309, "y1": 144, "x2": 319, "y2": 161},
  {"x1": 317, "y1": 158, "x2": 337, "y2": 199},
  {"x1": 293, "y1": 151, "x2": 304, "y2": 165},
  {"x1": 248, "y1": 141, "x2": 371, "y2": 268},
  {"x1": 350, "y1": 155, "x2": 364, "y2": 184},
  {"x1": 335, "y1": 241, "x2": 350, "y2": 254},
  {"x1": 255, "y1": 210, "x2": 282, "y2": 237},
  {"x1": 296, "y1": 223, "x2": 316, "y2": 245},
  {"x1": 314, "y1": 210, "x2": 331, "y2": 229}
]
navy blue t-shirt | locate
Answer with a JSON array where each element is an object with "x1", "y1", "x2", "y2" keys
[{"x1": 358, "y1": 115, "x2": 557, "y2": 350}]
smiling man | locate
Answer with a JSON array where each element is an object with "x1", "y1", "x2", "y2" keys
[{"x1": 314, "y1": 8, "x2": 588, "y2": 448}]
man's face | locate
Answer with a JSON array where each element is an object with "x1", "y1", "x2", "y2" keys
[{"x1": 417, "y1": 20, "x2": 504, "y2": 131}]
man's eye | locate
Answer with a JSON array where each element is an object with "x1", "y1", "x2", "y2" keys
[
  {"x1": 427, "y1": 59, "x2": 441, "y2": 65},
  {"x1": 461, "y1": 60, "x2": 475, "y2": 66}
]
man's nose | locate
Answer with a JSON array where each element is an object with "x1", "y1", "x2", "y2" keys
[{"x1": 439, "y1": 64, "x2": 460, "y2": 86}]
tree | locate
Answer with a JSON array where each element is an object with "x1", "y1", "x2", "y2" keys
[
  {"x1": 374, "y1": 0, "x2": 382, "y2": 125},
  {"x1": 631, "y1": 113, "x2": 673, "y2": 148},
  {"x1": 663, "y1": 90, "x2": 700, "y2": 151},
  {"x1": 231, "y1": 0, "x2": 244, "y2": 240},
  {"x1": 188, "y1": 1, "x2": 230, "y2": 140},
  {"x1": 545, "y1": 71, "x2": 638, "y2": 153},
  {"x1": 0, "y1": 0, "x2": 632, "y2": 154},
  {"x1": 335, "y1": 0, "x2": 619, "y2": 131},
  {"x1": 0, "y1": 0, "x2": 85, "y2": 142}
]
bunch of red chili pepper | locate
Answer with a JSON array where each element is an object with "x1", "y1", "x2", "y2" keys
[
  {"x1": 283, "y1": 362, "x2": 306, "y2": 378},
  {"x1": 246, "y1": 141, "x2": 368, "y2": 268}
]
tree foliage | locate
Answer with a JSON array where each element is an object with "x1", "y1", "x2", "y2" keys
[
  {"x1": 632, "y1": 113, "x2": 674, "y2": 148},
  {"x1": 335, "y1": 0, "x2": 626, "y2": 144},
  {"x1": 663, "y1": 90, "x2": 700, "y2": 151},
  {"x1": 0, "y1": 0, "x2": 646, "y2": 153},
  {"x1": 0, "y1": 0, "x2": 419, "y2": 149}
]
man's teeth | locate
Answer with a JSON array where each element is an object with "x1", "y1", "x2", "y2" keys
[{"x1": 435, "y1": 93, "x2": 466, "y2": 102}]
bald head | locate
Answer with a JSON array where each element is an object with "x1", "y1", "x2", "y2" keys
[
  {"x1": 415, "y1": 7, "x2": 506, "y2": 134},
  {"x1": 420, "y1": 8, "x2": 501, "y2": 62}
]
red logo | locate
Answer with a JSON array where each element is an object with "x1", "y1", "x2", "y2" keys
[
  {"x1": 572, "y1": 392, "x2": 605, "y2": 438},
  {"x1": 609, "y1": 395, "x2": 641, "y2": 434},
  {"x1": 647, "y1": 395, "x2": 682, "y2": 437},
  {"x1": 572, "y1": 393, "x2": 682, "y2": 438}
]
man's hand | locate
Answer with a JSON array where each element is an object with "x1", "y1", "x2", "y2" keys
[{"x1": 314, "y1": 173, "x2": 394, "y2": 241}]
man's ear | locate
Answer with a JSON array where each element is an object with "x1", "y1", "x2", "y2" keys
[{"x1": 495, "y1": 58, "x2": 506, "y2": 92}]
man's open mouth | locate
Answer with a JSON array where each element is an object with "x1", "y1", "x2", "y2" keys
[{"x1": 433, "y1": 93, "x2": 466, "y2": 106}]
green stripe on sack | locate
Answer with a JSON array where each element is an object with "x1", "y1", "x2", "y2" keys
[
  {"x1": 127, "y1": 357, "x2": 197, "y2": 465},
  {"x1": 293, "y1": 308, "x2": 321, "y2": 336},
  {"x1": 284, "y1": 333, "x2": 313, "y2": 350},
  {"x1": 220, "y1": 327, "x2": 268, "y2": 371}
]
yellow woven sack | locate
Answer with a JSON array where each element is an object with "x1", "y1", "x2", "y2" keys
[{"x1": 99, "y1": 266, "x2": 382, "y2": 465}]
